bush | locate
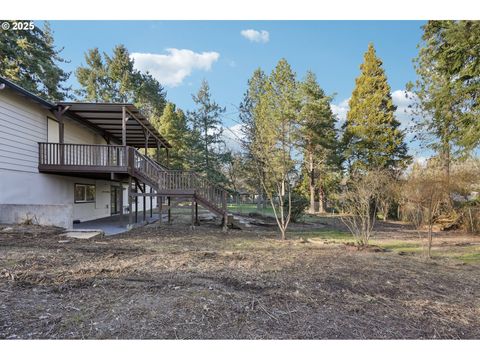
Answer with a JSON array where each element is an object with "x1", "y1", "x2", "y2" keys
[{"x1": 285, "y1": 191, "x2": 309, "y2": 223}]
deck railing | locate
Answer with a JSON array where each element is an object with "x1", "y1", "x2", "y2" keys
[
  {"x1": 131, "y1": 149, "x2": 163, "y2": 186},
  {"x1": 38, "y1": 143, "x2": 128, "y2": 168},
  {"x1": 38, "y1": 142, "x2": 228, "y2": 215},
  {"x1": 157, "y1": 170, "x2": 227, "y2": 213}
]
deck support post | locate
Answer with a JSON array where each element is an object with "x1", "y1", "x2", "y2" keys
[
  {"x1": 191, "y1": 197, "x2": 195, "y2": 229},
  {"x1": 119, "y1": 183, "x2": 124, "y2": 225},
  {"x1": 143, "y1": 183, "x2": 146, "y2": 223},
  {"x1": 135, "y1": 182, "x2": 138, "y2": 224},
  {"x1": 150, "y1": 187, "x2": 153, "y2": 218},
  {"x1": 121, "y1": 106, "x2": 128, "y2": 146},
  {"x1": 168, "y1": 197, "x2": 171, "y2": 224},
  {"x1": 158, "y1": 196, "x2": 163, "y2": 224},
  {"x1": 128, "y1": 177, "x2": 133, "y2": 227},
  {"x1": 52, "y1": 105, "x2": 70, "y2": 165},
  {"x1": 195, "y1": 201, "x2": 199, "y2": 226}
]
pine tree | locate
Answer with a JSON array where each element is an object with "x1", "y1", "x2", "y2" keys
[
  {"x1": 343, "y1": 43, "x2": 409, "y2": 174},
  {"x1": 298, "y1": 71, "x2": 340, "y2": 213},
  {"x1": 75, "y1": 48, "x2": 109, "y2": 102},
  {"x1": 154, "y1": 102, "x2": 189, "y2": 169},
  {"x1": 250, "y1": 59, "x2": 300, "y2": 240},
  {"x1": 0, "y1": 21, "x2": 70, "y2": 101},
  {"x1": 76, "y1": 45, "x2": 166, "y2": 123},
  {"x1": 408, "y1": 21, "x2": 480, "y2": 178},
  {"x1": 187, "y1": 80, "x2": 227, "y2": 181},
  {"x1": 239, "y1": 68, "x2": 268, "y2": 209}
]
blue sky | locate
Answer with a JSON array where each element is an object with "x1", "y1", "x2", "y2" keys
[{"x1": 43, "y1": 20, "x2": 427, "y2": 156}]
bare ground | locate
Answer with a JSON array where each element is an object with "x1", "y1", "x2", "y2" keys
[{"x1": 0, "y1": 214, "x2": 479, "y2": 339}]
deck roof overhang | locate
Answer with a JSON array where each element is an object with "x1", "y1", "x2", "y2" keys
[{"x1": 57, "y1": 102, "x2": 171, "y2": 149}]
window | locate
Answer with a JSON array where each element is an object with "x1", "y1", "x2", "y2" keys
[{"x1": 74, "y1": 184, "x2": 96, "y2": 203}]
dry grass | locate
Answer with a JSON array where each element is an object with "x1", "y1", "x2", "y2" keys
[{"x1": 0, "y1": 216, "x2": 479, "y2": 339}]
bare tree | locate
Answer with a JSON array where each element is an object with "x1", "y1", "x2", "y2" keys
[
  {"x1": 340, "y1": 170, "x2": 390, "y2": 247},
  {"x1": 401, "y1": 164, "x2": 449, "y2": 258}
]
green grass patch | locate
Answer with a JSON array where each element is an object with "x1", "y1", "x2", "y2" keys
[
  {"x1": 227, "y1": 203, "x2": 275, "y2": 217},
  {"x1": 453, "y1": 252, "x2": 480, "y2": 264}
]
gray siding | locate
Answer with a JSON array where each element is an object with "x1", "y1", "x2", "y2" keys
[
  {"x1": 0, "y1": 88, "x2": 107, "y2": 173},
  {"x1": 0, "y1": 89, "x2": 48, "y2": 173}
]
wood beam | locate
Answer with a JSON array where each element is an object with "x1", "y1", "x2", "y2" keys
[
  {"x1": 125, "y1": 108, "x2": 169, "y2": 149},
  {"x1": 122, "y1": 105, "x2": 129, "y2": 146}
]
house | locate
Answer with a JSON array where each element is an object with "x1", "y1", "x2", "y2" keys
[{"x1": 0, "y1": 77, "x2": 230, "y2": 230}]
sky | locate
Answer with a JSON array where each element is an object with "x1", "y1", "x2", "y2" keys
[{"x1": 43, "y1": 20, "x2": 427, "y2": 157}]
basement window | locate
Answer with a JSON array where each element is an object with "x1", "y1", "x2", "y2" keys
[{"x1": 74, "y1": 184, "x2": 96, "y2": 203}]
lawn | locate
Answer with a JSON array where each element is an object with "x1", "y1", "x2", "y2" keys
[
  {"x1": 227, "y1": 203, "x2": 275, "y2": 217},
  {"x1": 0, "y1": 214, "x2": 479, "y2": 339}
]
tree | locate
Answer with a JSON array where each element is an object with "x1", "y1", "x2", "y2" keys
[
  {"x1": 76, "y1": 44, "x2": 166, "y2": 121},
  {"x1": 250, "y1": 59, "x2": 300, "y2": 240},
  {"x1": 408, "y1": 21, "x2": 480, "y2": 179},
  {"x1": 187, "y1": 80, "x2": 227, "y2": 181},
  {"x1": 153, "y1": 102, "x2": 190, "y2": 169},
  {"x1": 340, "y1": 169, "x2": 391, "y2": 247},
  {"x1": 298, "y1": 71, "x2": 340, "y2": 213},
  {"x1": 239, "y1": 68, "x2": 269, "y2": 209},
  {"x1": 402, "y1": 163, "x2": 449, "y2": 258},
  {"x1": 343, "y1": 43, "x2": 410, "y2": 174},
  {"x1": 0, "y1": 21, "x2": 70, "y2": 101}
]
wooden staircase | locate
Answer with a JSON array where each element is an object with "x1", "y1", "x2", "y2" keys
[{"x1": 130, "y1": 148, "x2": 233, "y2": 228}]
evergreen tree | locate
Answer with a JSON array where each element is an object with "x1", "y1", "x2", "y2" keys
[
  {"x1": 75, "y1": 48, "x2": 109, "y2": 102},
  {"x1": 76, "y1": 45, "x2": 166, "y2": 119},
  {"x1": 239, "y1": 68, "x2": 268, "y2": 209},
  {"x1": 154, "y1": 102, "x2": 189, "y2": 169},
  {"x1": 343, "y1": 43, "x2": 409, "y2": 174},
  {"x1": 408, "y1": 21, "x2": 480, "y2": 178},
  {"x1": 0, "y1": 21, "x2": 70, "y2": 101},
  {"x1": 250, "y1": 59, "x2": 300, "y2": 240},
  {"x1": 298, "y1": 71, "x2": 340, "y2": 213},
  {"x1": 187, "y1": 80, "x2": 227, "y2": 181}
]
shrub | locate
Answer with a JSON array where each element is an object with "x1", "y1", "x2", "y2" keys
[{"x1": 285, "y1": 191, "x2": 309, "y2": 223}]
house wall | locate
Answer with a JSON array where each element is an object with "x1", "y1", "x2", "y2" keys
[
  {"x1": 0, "y1": 88, "x2": 48, "y2": 173},
  {"x1": 0, "y1": 88, "x2": 156, "y2": 228}
]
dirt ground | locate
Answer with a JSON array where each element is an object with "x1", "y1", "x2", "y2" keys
[{"x1": 0, "y1": 213, "x2": 479, "y2": 339}]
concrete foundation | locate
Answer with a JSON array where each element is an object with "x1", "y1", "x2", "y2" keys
[{"x1": 0, "y1": 204, "x2": 73, "y2": 229}]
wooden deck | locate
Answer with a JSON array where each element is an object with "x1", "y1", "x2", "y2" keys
[{"x1": 38, "y1": 143, "x2": 230, "y2": 225}]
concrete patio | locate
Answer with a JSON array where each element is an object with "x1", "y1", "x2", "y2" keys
[{"x1": 73, "y1": 212, "x2": 162, "y2": 236}]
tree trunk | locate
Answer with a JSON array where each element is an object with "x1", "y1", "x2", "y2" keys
[
  {"x1": 318, "y1": 186, "x2": 326, "y2": 213},
  {"x1": 427, "y1": 224, "x2": 433, "y2": 259},
  {"x1": 442, "y1": 140, "x2": 450, "y2": 183},
  {"x1": 256, "y1": 186, "x2": 262, "y2": 210},
  {"x1": 308, "y1": 150, "x2": 315, "y2": 213}
]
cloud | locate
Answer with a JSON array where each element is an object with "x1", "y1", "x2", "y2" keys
[
  {"x1": 131, "y1": 48, "x2": 220, "y2": 87},
  {"x1": 240, "y1": 29, "x2": 270, "y2": 43}
]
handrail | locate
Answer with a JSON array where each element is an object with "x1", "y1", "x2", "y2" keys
[
  {"x1": 38, "y1": 142, "x2": 127, "y2": 167},
  {"x1": 38, "y1": 142, "x2": 228, "y2": 216},
  {"x1": 156, "y1": 170, "x2": 227, "y2": 214},
  {"x1": 131, "y1": 148, "x2": 164, "y2": 186}
]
